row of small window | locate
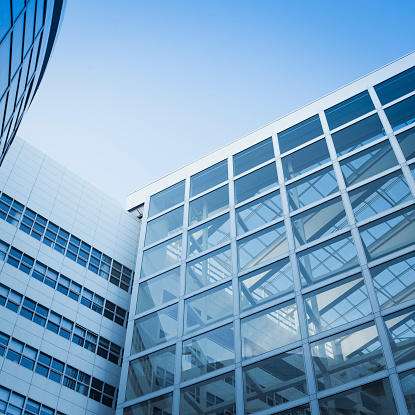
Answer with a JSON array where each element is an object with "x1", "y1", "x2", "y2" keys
[
  {"x1": 0, "y1": 331, "x2": 117, "y2": 408},
  {"x1": 0, "y1": 239, "x2": 128, "y2": 326},
  {"x1": 0, "y1": 191, "x2": 134, "y2": 292},
  {"x1": 0, "y1": 282, "x2": 123, "y2": 365},
  {"x1": 0, "y1": 384, "x2": 67, "y2": 415}
]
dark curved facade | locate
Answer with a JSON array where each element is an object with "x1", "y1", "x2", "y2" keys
[{"x1": 0, "y1": 0, "x2": 66, "y2": 165}]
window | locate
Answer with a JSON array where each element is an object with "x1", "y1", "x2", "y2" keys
[
  {"x1": 145, "y1": 206, "x2": 184, "y2": 246},
  {"x1": 190, "y1": 160, "x2": 228, "y2": 197},
  {"x1": 233, "y1": 138, "x2": 274, "y2": 176},
  {"x1": 384, "y1": 94, "x2": 415, "y2": 131},
  {"x1": 148, "y1": 181, "x2": 185, "y2": 218}
]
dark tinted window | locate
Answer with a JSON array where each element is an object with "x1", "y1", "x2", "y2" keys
[
  {"x1": 233, "y1": 138, "x2": 274, "y2": 176},
  {"x1": 375, "y1": 66, "x2": 415, "y2": 105}
]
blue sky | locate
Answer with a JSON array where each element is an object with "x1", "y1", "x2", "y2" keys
[{"x1": 18, "y1": 0, "x2": 415, "y2": 204}]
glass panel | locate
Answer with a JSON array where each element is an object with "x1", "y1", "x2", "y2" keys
[
  {"x1": 292, "y1": 197, "x2": 348, "y2": 247},
  {"x1": 0, "y1": 34, "x2": 11, "y2": 98},
  {"x1": 233, "y1": 137, "x2": 274, "y2": 176},
  {"x1": 375, "y1": 66, "x2": 415, "y2": 105},
  {"x1": 136, "y1": 267, "x2": 180, "y2": 314},
  {"x1": 145, "y1": 206, "x2": 183, "y2": 246},
  {"x1": 24, "y1": 0, "x2": 36, "y2": 55},
  {"x1": 182, "y1": 324, "x2": 234, "y2": 381},
  {"x1": 189, "y1": 185, "x2": 229, "y2": 226},
  {"x1": 340, "y1": 140, "x2": 398, "y2": 187},
  {"x1": 311, "y1": 322, "x2": 384, "y2": 391},
  {"x1": 243, "y1": 347, "x2": 307, "y2": 414},
  {"x1": 236, "y1": 190, "x2": 282, "y2": 236},
  {"x1": 187, "y1": 214, "x2": 230, "y2": 258},
  {"x1": 269, "y1": 404, "x2": 311, "y2": 415},
  {"x1": 360, "y1": 205, "x2": 415, "y2": 261},
  {"x1": 185, "y1": 246, "x2": 232, "y2": 294},
  {"x1": 190, "y1": 160, "x2": 228, "y2": 198},
  {"x1": 349, "y1": 170, "x2": 412, "y2": 222},
  {"x1": 125, "y1": 345, "x2": 176, "y2": 400},
  {"x1": 282, "y1": 139, "x2": 331, "y2": 180},
  {"x1": 299, "y1": 233, "x2": 359, "y2": 288},
  {"x1": 238, "y1": 222, "x2": 287, "y2": 271},
  {"x1": 305, "y1": 274, "x2": 371, "y2": 336},
  {"x1": 148, "y1": 181, "x2": 185, "y2": 218},
  {"x1": 396, "y1": 126, "x2": 415, "y2": 161},
  {"x1": 234, "y1": 163, "x2": 278, "y2": 205},
  {"x1": 241, "y1": 300, "x2": 300, "y2": 359},
  {"x1": 140, "y1": 235, "x2": 182, "y2": 278},
  {"x1": 287, "y1": 167, "x2": 338, "y2": 212},
  {"x1": 180, "y1": 372, "x2": 236, "y2": 415},
  {"x1": 240, "y1": 258, "x2": 294, "y2": 312},
  {"x1": 123, "y1": 392, "x2": 173, "y2": 415},
  {"x1": 325, "y1": 91, "x2": 375, "y2": 131},
  {"x1": 331, "y1": 114, "x2": 385, "y2": 156},
  {"x1": 131, "y1": 304, "x2": 178, "y2": 353},
  {"x1": 4, "y1": 73, "x2": 18, "y2": 125},
  {"x1": 318, "y1": 378, "x2": 398, "y2": 415},
  {"x1": 0, "y1": 0, "x2": 11, "y2": 41},
  {"x1": 278, "y1": 114, "x2": 323, "y2": 154},
  {"x1": 385, "y1": 94, "x2": 415, "y2": 131},
  {"x1": 11, "y1": 14, "x2": 24, "y2": 78},
  {"x1": 400, "y1": 368, "x2": 415, "y2": 415},
  {"x1": 184, "y1": 282, "x2": 233, "y2": 334},
  {"x1": 371, "y1": 251, "x2": 415, "y2": 310}
]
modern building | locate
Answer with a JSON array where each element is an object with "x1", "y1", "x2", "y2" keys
[
  {"x1": 119, "y1": 52, "x2": 415, "y2": 415},
  {"x1": 0, "y1": 0, "x2": 66, "y2": 165},
  {"x1": 0, "y1": 137, "x2": 141, "y2": 414}
]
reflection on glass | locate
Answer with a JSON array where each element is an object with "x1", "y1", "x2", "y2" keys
[
  {"x1": 371, "y1": 252, "x2": 415, "y2": 310},
  {"x1": 131, "y1": 304, "x2": 178, "y2": 353},
  {"x1": 340, "y1": 140, "x2": 398, "y2": 187},
  {"x1": 287, "y1": 167, "x2": 338, "y2": 212},
  {"x1": 305, "y1": 274, "x2": 371, "y2": 335},
  {"x1": 396, "y1": 126, "x2": 415, "y2": 161},
  {"x1": 145, "y1": 206, "x2": 183, "y2": 246},
  {"x1": 298, "y1": 233, "x2": 359, "y2": 287},
  {"x1": 318, "y1": 378, "x2": 398, "y2": 415},
  {"x1": 185, "y1": 246, "x2": 232, "y2": 294},
  {"x1": 282, "y1": 139, "x2": 331, "y2": 181},
  {"x1": 180, "y1": 372, "x2": 236, "y2": 415},
  {"x1": 184, "y1": 282, "x2": 233, "y2": 334},
  {"x1": 11, "y1": 14, "x2": 24, "y2": 77},
  {"x1": 233, "y1": 138, "x2": 274, "y2": 176},
  {"x1": 385, "y1": 95, "x2": 415, "y2": 131},
  {"x1": 400, "y1": 368, "x2": 415, "y2": 415},
  {"x1": 243, "y1": 347, "x2": 307, "y2": 414},
  {"x1": 278, "y1": 114, "x2": 323, "y2": 154},
  {"x1": 140, "y1": 235, "x2": 182, "y2": 278},
  {"x1": 136, "y1": 268, "x2": 180, "y2": 314},
  {"x1": 0, "y1": 34, "x2": 11, "y2": 97},
  {"x1": 291, "y1": 197, "x2": 348, "y2": 247},
  {"x1": 359, "y1": 206, "x2": 415, "y2": 261},
  {"x1": 187, "y1": 214, "x2": 230, "y2": 258},
  {"x1": 238, "y1": 222, "x2": 287, "y2": 271},
  {"x1": 241, "y1": 300, "x2": 300, "y2": 359},
  {"x1": 236, "y1": 191, "x2": 282, "y2": 236},
  {"x1": 349, "y1": 170, "x2": 412, "y2": 222},
  {"x1": 331, "y1": 114, "x2": 385, "y2": 156},
  {"x1": 375, "y1": 66, "x2": 415, "y2": 105},
  {"x1": 182, "y1": 324, "x2": 234, "y2": 381},
  {"x1": 189, "y1": 185, "x2": 229, "y2": 226},
  {"x1": 234, "y1": 163, "x2": 278, "y2": 205},
  {"x1": 123, "y1": 392, "x2": 173, "y2": 415},
  {"x1": 270, "y1": 404, "x2": 311, "y2": 415},
  {"x1": 125, "y1": 345, "x2": 175, "y2": 400},
  {"x1": 190, "y1": 160, "x2": 228, "y2": 198},
  {"x1": 240, "y1": 258, "x2": 294, "y2": 312},
  {"x1": 311, "y1": 323, "x2": 384, "y2": 391},
  {"x1": 148, "y1": 181, "x2": 185, "y2": 218}
]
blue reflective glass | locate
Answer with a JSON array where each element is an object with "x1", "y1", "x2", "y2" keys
[
  {"x1": 400, "y1": 368, "x2": 415, "y2": 415},
  {"x1": 12, "y1": 0, "x2": 25, "y2": 21},
  {"x1": 4, "y1": 73, "x2": 19, "y2": 127},
  {"x1": 35, "y1": 0, "x2": 44, "y2": 36},
  {"x1": 148, "y1": 181, "x2": 185, "y2": 218},
  {"x1": 11, "y1": 13, "x2": 24, "y2": 78},
  {"x1": 385, "y1": 94, "x2": 415, "y2": 131},
  {"x1": 0, "y1": 34, "x2": 11, "y2": 98},
  {"x1": 145, "y1": 206, "x2": 183, "y2": 246},
  {"x1": 124, "y1": 393, "x2": 173, "y2": 415},
  {"x1": 24, "y1": 1, "x2": 36, "y2": 56},
  {"x1": 278, "y1": 114, "x2": 323, "y2": 154},
  {"x1": 190, "y1": 160, "x2": 228, "y2": 198},
  {"x1": 325, "y1": 91, "x2": 375, "y2": 131},
  {"x1": 375, "y1": 65, "x2": 415, "y2": 105},
  {"x1": 0, "y1": 1, "x2": 11, "y2": 40},
  {"x1": 396, "y1": 126, "x2": 415, "y2": 161}
]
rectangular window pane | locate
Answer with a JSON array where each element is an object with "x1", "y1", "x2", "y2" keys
[
  {"x1": 190, "y1": 160, "x2": 228, "y2": 198},
  {"x1": 375, "y1": 66, "x2": 415, "y2": 105},
  {"x1": 331, "y1": 113, "x2": 386, "y2": 156},
  {"x1": 123, "y1": 392, "x2": 173, "y2": 415},
  {"x1": 185, "y1": 246, "x2": 232, "y2": 294},
  {"x1": 233, "y1": 137, "x2": 274, "y2": 176},
  {"x1": 236, "y1": 190, "x2": 282, "y2": 236},
  {"x1": 311, "y1": 322, "x2": 384, "y2": 391},
  {"x1": 305, "y1": 274, "x2": 371, "y2": 336},
  {"x1": 325, "y1": 91, "x2": 375, "y2": 131},
  {"x1": 145, "y1": 206, "x2": 183, "y2": 246},
  {"x1": 242, "y1": 300, "x2": 300, "y2": 361},
  {"x1": 234, "y1": 163, "x2": 278, "y2": 205},
  {"x1": 396, "y1": 126, "x2": 415, "y2": 161},
  {"x1": 189, "y1": 185, "x2": 229, "y2": 226},
  {"x1": 400, "y1": 367, "x2": 415, "y2": 415},
  {"x1": 181, "y1": 324, "x2": 234, "y2": 381},
  {"x1": 282, "y1": 139, "x2": 331, "y2": 181},
  {"x1": 148, "y1": 181, "x2": 185, "y2": 218},
  {"x1": 238, "y1": 222, "x2": 287, "y2": 271},
  {"x1": 278, "y1": 114, "x2": 323, "y2": 154},
  {"x1": 385, "y1": 94, "x2": 415, "y2": 131}
]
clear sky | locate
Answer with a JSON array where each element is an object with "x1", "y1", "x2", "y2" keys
[{"x1": 17, "y1": 0, "x2": 415, "y2": 206}]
